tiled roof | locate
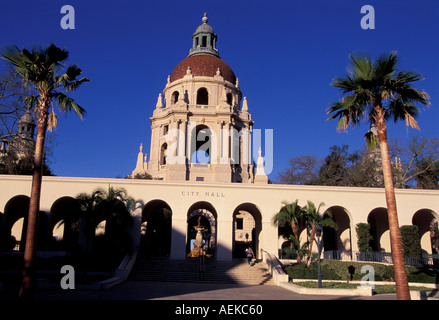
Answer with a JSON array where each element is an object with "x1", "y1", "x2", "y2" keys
[{"x1": 170, "y1": 54, "x2": 236, "y2": 84}]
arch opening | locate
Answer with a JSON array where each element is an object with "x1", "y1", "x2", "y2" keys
[
  {"x1": 140, "y1": 200, "x2": 172, "y2": 257},
  {"x1": 186, "y1": 202, "x2": 217, "y2": 258},
  {"x1": 232, "y1": 203, "x2": 262, "y2": 259}
]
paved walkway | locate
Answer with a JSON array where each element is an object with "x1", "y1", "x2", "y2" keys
[{"x1": 31, "y1": 280, "x2": 397, "y2": 300}]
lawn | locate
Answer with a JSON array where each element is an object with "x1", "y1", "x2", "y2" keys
[{"x1": 294, "y1": 281, "x2": 434, "y2": 295}]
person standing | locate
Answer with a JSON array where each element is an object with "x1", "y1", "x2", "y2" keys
[{"x1": 245, "y1": 247, "x2": 255, "y2": 266}]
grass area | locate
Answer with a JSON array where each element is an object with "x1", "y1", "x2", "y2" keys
[
  {"x1": 283, "y1": 260, "x2": 439, "y2": 295},
  {"x1": 294, "y1": 281, "x2": 433, "y2": 294}
]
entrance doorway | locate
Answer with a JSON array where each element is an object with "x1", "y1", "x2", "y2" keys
[
  {"x1": 232, "y1": 203, "x2": 262, "y2": 259},
  {"x1": 186, "y1": 202, "x2": 217, "y2": 258},
  {"x1": 140, "y1": 200, "x2": 172, "y2": 256}
]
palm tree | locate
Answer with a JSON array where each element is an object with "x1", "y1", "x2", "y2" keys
[
  {"x1": 77, "y1": 186, "x2": 142, "y2": 258},
  {"x1": 273, "y1": 200, "x2": 304, "y2": 262},
  {"x1": 303, "y1": 201, "x2": 337, "y2": 267},
  {"x1": 1, "y1": 44, "x2": 89, "y2": 300},
  {"x1": 76, "y1": 189, "x2": 105, "y2": 257},
  {"x1": 327, "y1": 52, "x2": 430, "y2": 300}
]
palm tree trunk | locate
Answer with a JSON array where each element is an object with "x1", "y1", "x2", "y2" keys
[
  {"x1": 376, "y1": 109, "x2": 411, "y2": 300},
  {"x1": 291, "y1": 222, "x2": 302, "y2": 263},
  {"x1": 18, "y1": 95, "x2": 49, "y2": 300},
  {"x1": 306, "y1": 226, "x2": 316, "y2": 267}
]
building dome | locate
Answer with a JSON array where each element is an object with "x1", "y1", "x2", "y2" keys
[
  {"x1": 168, "y1": 13, "x2": 236, "y2": 84},
  {"x1": 170, "y1": 54, "x2": 236, "y2": 84}
]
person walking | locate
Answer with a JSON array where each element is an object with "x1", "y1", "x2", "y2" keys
[{"x1": 245, "y1": 247, "x2": 255, "y2": 266}]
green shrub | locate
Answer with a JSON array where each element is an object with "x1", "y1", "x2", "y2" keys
[
  {"x1": 283, "y1": 260, "x2": 438, "y2": 283},
  {"x1": 400, "y1": 225, "x2": 422, "y2": 258},
  {"x1": 356, "y1": 223, "x2": 373, "y2": 252}
]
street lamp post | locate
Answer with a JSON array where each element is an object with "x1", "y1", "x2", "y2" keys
[{"x1": 315, "y1": 224, "x2": 323, "y2": 288}]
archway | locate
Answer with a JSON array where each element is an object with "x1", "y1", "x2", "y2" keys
[
  {"x1": 2, "y1": 195, "x2": 30, "y2": 251},
  {"x1": 191, "y1": 125, "x2": 213, "y2": 164},
  {"x1": 412, "y1": 209, "x2": 439, "y2": 255},
  {"x1": 324, "y1": 206, "x2": 352, "y2": 258},
  {"x1": 186, "y1": 202, "x2": 217, "y2": 258},
  {"x1": 140, "y1": 200, "x2": 172, "y2": 256},
  {"x1": 232, "y1": 203, "x2": 262, "y2": 259},
  {"x1": 49, "y1": 196, "x2": 81, "y2": 252},
  {"x1": 196, "y1": 87, "x2": 209, "y2": 105},
  {"x1": 367, "y1": 208, "x2": 390, "y2": 252}
]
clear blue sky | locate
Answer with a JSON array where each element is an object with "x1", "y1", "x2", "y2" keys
[{"x1": 1, "y1": 0, "x2": 438, "y2": 180}]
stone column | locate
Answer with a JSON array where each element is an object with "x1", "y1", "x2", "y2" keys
[
  {"x1": 220, "y1": 122, "x2": 229, "y2": 164},
  {"x1": 216, "y1": 219, "x2": 233, "y2": 261},
  {"x1": 187, "y1": 120, "x2": 196, "y2": 163},
  {"x1": 170, "y1": 218, "x2": 187, "y2": 260},
  {"x1": 177, "y1": 120, "x2": 186, "y2": 163}
]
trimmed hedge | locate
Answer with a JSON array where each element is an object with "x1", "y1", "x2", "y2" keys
[{"x1": 284, "y1": 260, "x2": 438, "y2": 283}]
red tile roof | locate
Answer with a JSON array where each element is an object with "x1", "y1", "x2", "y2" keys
[{"x1": 170, "y1": 54, "x2": 236, "y2": 84}]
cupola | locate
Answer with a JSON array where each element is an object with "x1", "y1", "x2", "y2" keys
[{"x1": 189, "y1": 13, "x2": 219, "y2": 57}]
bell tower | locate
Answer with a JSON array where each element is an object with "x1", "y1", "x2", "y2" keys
[{"x1": 139, "y1": 13, "x2": 258, "y2": 183}]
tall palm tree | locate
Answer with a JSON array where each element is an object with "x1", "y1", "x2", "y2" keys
[
  {"x1": 327, "y1": 52, "x2": 430, "y2": 300},
  {"x1": 273, "y1": 200, "x2": 304, "y2": 262},
  {"x1": 1, "y1": 44, "x2": 89, "y2": 300},
  {"x1": 303, "y1": 201, "x2": 337, "y2": 267}
]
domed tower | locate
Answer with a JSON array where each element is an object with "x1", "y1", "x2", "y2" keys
[
  {"x1": 10, "y1": 108, "x2": 36, "y2": 157},
  {"x1": 144, "y1": 13, "x2": 254, "y2": 183}
]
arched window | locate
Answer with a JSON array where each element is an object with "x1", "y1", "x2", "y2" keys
[
  {"x1": 191, "y1": 125, "x2": 211, "y2": 164},
  {"x1": 197, "y1": 88, "x2": 209, "y2": 105},
  {"x1": 171, "y1": 91, "x2": 179, "y2": 104},
  {"x1": 160, "y1": 143, "x2": 168, "y2": 165}
]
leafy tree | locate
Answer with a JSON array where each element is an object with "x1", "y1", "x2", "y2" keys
[
  {"x1": 316, "y1": 145, "x2": 351, "y2": 186},
  {"x1": 1, "y1": 44, "x2": 89, "y2": 300},
  {"x1": 413, "y1": 156, "x2": 439, "y2": 189},
  {"x1": 327, "y1": 52, "x2": 430, "y2": 299}
]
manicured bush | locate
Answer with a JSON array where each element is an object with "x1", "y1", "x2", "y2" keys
[
  {"x1": 400, "y1": 225, "x2": 422, "y2": 258},
  {"x1": 356, "y1": 223, "x2": 373, "y2": 252},
  {"x1": 283, "y1": 260, "x2": 439, "y2": 284}
]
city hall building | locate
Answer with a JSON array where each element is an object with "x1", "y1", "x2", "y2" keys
[{"x1": 0, "y1": 14, "x2": 438, "y2": 262}]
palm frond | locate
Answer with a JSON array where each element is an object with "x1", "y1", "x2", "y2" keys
[
  {"x1": 328, "y1": 51, "x2": 430, "y2": 138},
  {"x1": 52, "y1": 91, "x2": 86, "y2": 119}
]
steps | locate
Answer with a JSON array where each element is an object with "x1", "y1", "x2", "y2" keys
[{"x1": 129, "y1": 256, "x2": 275, "y2": 285}]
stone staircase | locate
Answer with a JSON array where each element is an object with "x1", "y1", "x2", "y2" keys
[{"x1": 128, "y1": 255, "x2": 275, "y2": 285}]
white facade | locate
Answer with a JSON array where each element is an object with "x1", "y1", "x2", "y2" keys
[{"x1": 0, "y1": 175, "x2": 437, "y2": 261}]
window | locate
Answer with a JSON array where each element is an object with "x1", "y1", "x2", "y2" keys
[
  {"x1": 236, "y1": 218, "x2": 243, "y2": 230},
  {"x1": 227, "y1": 93, "x2": 233, "y2": 106},
  {"x1": 196, "y1": 88, "x2": 208, "y2": 105},
  {"x1": 171, "y1": 91, "x2": 179, "y2": 104},
  {"x1": 160, "y1": 143, "x2": 167, "y2": 165},
  {"x1": 196, "y1": 177, "x2": 204, "y2": 182},
  {"x1": 202, "y1": 36, "x2": 207, "y2": 47}
]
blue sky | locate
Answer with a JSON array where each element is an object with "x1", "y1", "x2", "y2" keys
[{"x1": 1, "y1": 0, "x2": 438, "y2": 181}]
